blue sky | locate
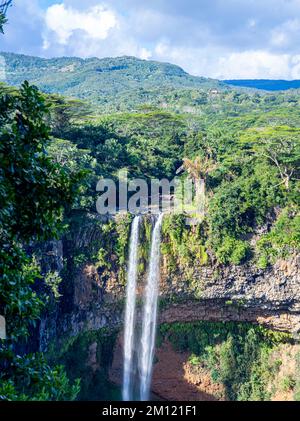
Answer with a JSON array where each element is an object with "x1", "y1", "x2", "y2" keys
[{"x1": 1, "y1": 0, "x2": 300, "y2": 79}]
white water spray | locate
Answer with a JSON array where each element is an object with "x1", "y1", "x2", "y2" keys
[
  {"x1": 122, "y1": 215, "x2": 140, "y2": 401},
  {"x1": 139, "y1": 214, "x2": 163, "y2": 401}
]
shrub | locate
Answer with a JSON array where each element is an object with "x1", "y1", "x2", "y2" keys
[{"x1": 215, "y1": 236, "x2": 251, "y2": 265}]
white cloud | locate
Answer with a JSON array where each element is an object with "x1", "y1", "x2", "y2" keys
[
  {"x1": 153, "y1": 41, "x2": 300, "y2": 80},
  {"x1": 290, "y1": 55, "x2": 300, "y2": 79},
  {"x1": 41, "y1": 2, "x2": 152, "y2": 61},
  {"x1": 44, "y1": 3, "x2": 118, "y2": 45},
  {"x1": 139, "y1": 48, "x2": 152, "y2": 60},
  {"x1": 217, "y1": 50, "x2": 291, "y2": 79},
  {"x1": 271, "y1": 19, "x2": 300, "y2": 49}
]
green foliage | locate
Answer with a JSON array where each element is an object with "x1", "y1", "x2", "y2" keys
[
  {"x1": 50, "y1": 328, "x2": 120, "y2": 401},
  {"x1": 161, "y1": 215, "x2": 209, "y2": 274},
  {"x1": 47, "y1": 138, "x2": 96, "y2": 210},
  {"x1": 65, "y1": 213, "x2": 132, "y2": 286},
  {"x1": 5, "y1": 53, "x2": 300, "y2": 118},
  {"x1": 256, "y1": 205, "x2": 300, "y2": 268},
  {"x1": 280, "y1": 375, "x2": 296, "y2": 392},
  {"x1": 0, "y1": 1, "x2": 12, "y2": 33},
  {"x1": 207, "y1": 159, "x2": 287, "y2": 264},
  {"x1": 2, "y1": 53, "x2": 225, "y2": 112},
  {"x1": 138, "y1": 216, "x2": 153, "y2": 275},
  {"x1": 0, "y1": 81, "x2": 85, "y2": 244},
  {"x1": 0, "y1": 345, "x2": 80, "y2": 401},
  {"x1": 115, "y1": 213, "x2": 132, "y2": 266},
  {"x1": 240, "y1": 126, "x2": 300, "y2": 191},
  {"x1": 45, "y1": 271, "x2": 63, "y2": 300},
  {"x1": 0, "y1": 11, "x2": 7, "y2": 33},
  {"x1": 0, "y1": 81, "x2": 85, "y2": 338},
  {"x1": 47, "y1": 94, "x2": 92, "y2": 136},
  {"x1": 53, "y1": 109, "x2": 185, "y2": 185},
  {"x1": 215, "y1": 236, "x2": 250, "y2": 265},
  {"x1": 0, "y1": 81, "x2": 84, "y2": 400},
  {"x1": 159, "y1": 321, "x2": 291, "y2": 401},
  {"x1": 0, "y1": 248, "x2": 44, "y2": 340},
  {"x1": 294, "y1": 351, "x2": 300, "y2": 401}
]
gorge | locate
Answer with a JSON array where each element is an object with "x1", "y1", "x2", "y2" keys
[{"x1": 32, "y1": 211, "x2": 300, "y2": 401}]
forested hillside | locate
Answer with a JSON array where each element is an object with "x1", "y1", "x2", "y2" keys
[
  {"x1": 2, "y1": 53, "x2": 300, "y2": 117},
  {"x1": 1, "y1": 52, "x2": 225, "y2": 111},
  {"x1": 1, "y1": 55, "x2": 298, "y2": 267}
]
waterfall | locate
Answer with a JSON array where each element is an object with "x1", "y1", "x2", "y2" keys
[
  {"x1": 122, "y1": 213, "x2": 163, "y2": 401},
  {"x1": 122, "y1": 215, "x2": 140, "y2": 401},
  {"x1": 139, "y1": 213, "x2": 163, "y2": 401}
]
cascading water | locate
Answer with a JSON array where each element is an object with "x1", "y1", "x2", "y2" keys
[
  {"x1": 122, "y1": 215, "x2": 141, "y2": 401},
  {"x1": 139, "y1": 213, "x2": 163, "y2": 401}
]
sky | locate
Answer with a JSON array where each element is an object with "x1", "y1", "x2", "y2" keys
[{"x1": 1, "y1": 0, "x2": 300, "y2": 79}]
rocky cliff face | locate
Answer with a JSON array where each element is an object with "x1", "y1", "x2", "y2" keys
[
  {"x1": 160, "y1": 253, "x2": 300, "y2": 334},
  {"x1": 35, "y1": 213, "x2": 300, "y2": 352}
]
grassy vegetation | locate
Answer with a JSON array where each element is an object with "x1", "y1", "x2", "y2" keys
[
  {"x1": 47, "y1": 328, "x2": 121, "y2": 401},
  {"x1": 159, "y1": 321, "x2": 293, "y2": 401}
]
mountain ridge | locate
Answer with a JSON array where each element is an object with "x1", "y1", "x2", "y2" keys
[
  {"x1": 2, "y1": 52, "x2": 299, "y2": 112},
  {"x1": 0, "y1": 52, "x2": 226, "y2": 110}
]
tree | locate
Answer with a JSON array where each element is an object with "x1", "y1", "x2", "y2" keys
[
  {"x1": 257, "y1": 135, "x2": 300, "y2": 190},
  {"x1": 47, "y1": 94, "x2": 92, "y2": 137},
  {"x1": 241, "y1": 127, "x2": 300, "y2": 190},
  {"x1": 175, "y1": 156, "x2": 216, "y2": 219},
  {"x1": 0, "y1": 81, "x2": 85, "y2": 400},
  {"x1": 177, "y1": 156, "x2": 216, "y2": 183},
  {"x1": 0, "y1": 1, "x2": 12, "y2": 33}
]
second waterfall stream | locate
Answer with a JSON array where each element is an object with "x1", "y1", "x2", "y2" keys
[
  {"x1": 122, "y1": 214, "x2": 163, "y2": 401},
  {"x1": 139, "y1": 214, "x2": 163, "y2": 401}
]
